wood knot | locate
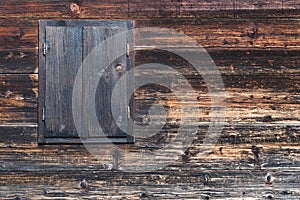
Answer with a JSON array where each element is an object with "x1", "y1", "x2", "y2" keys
[
  {"x1": 261, "y1": 115, "x2": 273, "y2": 122},
  {"x1": 69, "y1": 3, "x2": 82, "y2": 16},
  {"x1": 18, "y1": 29, "x2": 25, "y2": 40},
  {"x1": 219, "y1": 147, "x2": 223, "y2": 155}
]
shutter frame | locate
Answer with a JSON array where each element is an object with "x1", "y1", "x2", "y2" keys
[{"x1": 38, "y1": 20, "x2": 134, "y2": 144}]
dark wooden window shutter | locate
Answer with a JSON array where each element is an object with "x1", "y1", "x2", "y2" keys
[{"x1": 38, "y1": 20, "x2": 134, "y2": 144}]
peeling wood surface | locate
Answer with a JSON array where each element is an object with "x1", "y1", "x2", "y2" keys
[{"x1": 0, "y1": 0, "x2": 299, "y2": 199}]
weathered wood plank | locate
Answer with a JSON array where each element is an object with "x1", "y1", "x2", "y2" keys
[
  {"x1": 0, "y1": 11, "x2": 300, "y2": 73},
  {"x1": 0, "y1": 72, "x2": 299, "y2": 124},
  {"x1": 135, "y1": 48, "x2": 300, "y2": 76},
  {"x1": 1, "y1": 124, "x2": 300, "y2": 166},
  {"x1": 0, "y1": 49, "x2": 38, "y2": 74},
  {"x1": 135, "y1": 21, "x2": 300, "y2": 48},
  {"x1": 0, "y1": 10, "x2": 299, "y2": 51},
  {"x1": 0, "y1": 141, "x2": 300, "y2": 198},
  {"x1": 2, "y1": 124, "x2": 300, "y2": 147},
  {"x1": 0, "y1": 47, "x2": 299, "y2": 74},
  {"x1": 0, "y1": 74, "x2": 37, "y2": 123},
  {"x1": 129, "y1": 0, "x2": 300, "y2": 14},
  {"x1": 0, "y1": 0, "x2": 299, "y2": 18},
  {"x1": 0, "y1": 125, "x2": 37, "y2": 145},
  {"x1": 0, "y1": 170, "x2": 299, "y2": 199}
]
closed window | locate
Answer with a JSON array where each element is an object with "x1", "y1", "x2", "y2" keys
[{"x1": 38, "y1": 20, "x2": 134, "y2": 144}]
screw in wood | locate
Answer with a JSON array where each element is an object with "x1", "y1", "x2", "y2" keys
[{"x1": 264, "y1": 172, "x2": 274, "y2": 186}]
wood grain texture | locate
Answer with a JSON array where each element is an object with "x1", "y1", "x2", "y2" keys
[
  {"x1": 0, "y1": 11, "x2": 299, "y2": 74},
  {"x1": 0, "y1": 0, "x2": 299, "y2": 199},
  {"x1": 44, "y1": 26, "x2": 83, "y2": 138},
  {"x1": 0, "y1": 0, "x2": 299, "y2": 18},
  {"x1": 0, "y1": 126, "x2": 300, "y2": 199},
  {"x1": 83, "y1": 23, "x2": 131, "y2": 139}
]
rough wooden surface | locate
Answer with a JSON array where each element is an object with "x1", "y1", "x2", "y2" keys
[{"x1": 0, "y1": 0, "x2": 299, "y2": 199}]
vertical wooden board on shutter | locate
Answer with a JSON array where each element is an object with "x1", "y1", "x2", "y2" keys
[
  {"x1": 44, "y1": 26, "x2": 82, "y2": 138},
  {"x1": 82, "y1": 21, "x2": 134, "y2": 142},
  {"x1": 82, "y1": 26, "x2": 106, "y2": 138}
]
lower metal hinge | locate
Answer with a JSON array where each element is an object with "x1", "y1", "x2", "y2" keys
[{"x1": 42, "y1": 107, "x2": 45, "y2": 121}]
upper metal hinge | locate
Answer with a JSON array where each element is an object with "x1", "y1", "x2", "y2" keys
[
  {"x1": 43, "y1": 43, "x2": 49, "y2": 56},
  {"x1": 126, "y1": 43, "x2": 130, "y2": 57}
]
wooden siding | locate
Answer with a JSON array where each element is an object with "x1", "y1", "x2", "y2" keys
[{"x1": 0, "y1": 0, "x2": 299, "y2": 199}]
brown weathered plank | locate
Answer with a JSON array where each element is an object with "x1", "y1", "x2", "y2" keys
[
  {"x1": 0, "y1": 74, "x2": 37, "y2": 123},
  {"x1": 0, "y1": 137, "x2": 300, "y2": 199},
  {"x1": 129, "y1": 0, "x2": 300, "y2": 15},
  {"x1": 1, "y1": 47, "x2": 300, "y2": 74},
  {"x1": 1, "y1": 10, "x2": 300, "y2": 51},
  {"x1": 0, "y1": 0, "x2": 299, "y2": 18},
  {"x1": 0, "y1": 49, "x2": 38, "y2": 74},
  {"x1": 0, "y1": 72, "x2": 299, "y2": 124}
]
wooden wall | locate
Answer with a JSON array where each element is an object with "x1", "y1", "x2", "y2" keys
[{"x1": 0, "y1": 0, "x2": 299, "y2": 199}]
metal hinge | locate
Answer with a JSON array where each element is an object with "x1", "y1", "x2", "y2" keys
[
  {"x1": 126, "y1": 43, "x2": 130, "y2": 57},
  {"x1": 42, "y1": 107, "x2": 45, "y2": 121},
  {"x1": 43, "y1": 43, "x2": 49, "y2": 56},
  {"x1": 128, "y1": 106, "x2": 130, "y2": 119}
]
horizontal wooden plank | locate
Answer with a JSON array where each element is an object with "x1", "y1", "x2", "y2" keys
[
  {"x1": 0, "y1": 47, "x2": 299, "y2": 74},
  {"x1": 135, "y1": 49, "x2": 300, "y2": 76},
  {"x1": 0, "y1": 0, "x2": 73, "y2": 18},
  {"x1": 0, "y1": 125, "x2": 300, "y2": 172},
  {"x1": 0, "y1": 10, "x2": 299, "y2": 51},
  {"x1": 0, "y1": 125, "x2": 37, "y2": 145},
  {"x1": 1, "y1": 124, "x2": 300, "y2": 147},
  {"x1": 0, "y1": 140, "x2": 300, "y2": 198},
  {"x1": 0, "y1": 0, "x2": 299, "y2": 18},
  {"x1": 0, "y1": 49, "x2": 37, "y2": 74},
  {"x1": 129, "y1": 0, "x2": 300, "y2": 13},
  {"x1": 0, "y1": 74, "x2": 37, "y2": 123},
  {"x1": 0, "y1": 72, "x2": 299, "y2": 124},
  {"x1": 0, "y1": 169, "x2": 300, "y2": 199}
]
